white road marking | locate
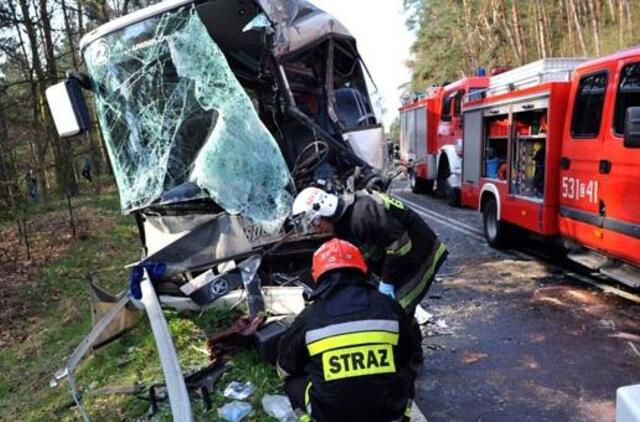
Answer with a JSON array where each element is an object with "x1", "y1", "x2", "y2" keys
[
  {"x1": 393, "y1": 193, "x2": 486, "y2": 242},
  {"x1": 395, "y1": 191, "x2": 640, "y2": 304},
  {"x1": 411, "y1": 402, "x2": 428, "y2": 421},
  {"x1": 397, "y1": 194, "x2": 483, "y2": 236}
]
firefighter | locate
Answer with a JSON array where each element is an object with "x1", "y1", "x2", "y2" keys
[
  {"x1": 292, "y1": 187, "x2": 448, "y2": 316},
  {"x1": 277, "y1": 238, "x2": 418, "y2": 422}
]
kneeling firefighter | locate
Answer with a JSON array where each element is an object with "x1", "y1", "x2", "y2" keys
[
  {"x1": 292, "y1": 187, "x2": 448, "y2": 316},
  {"x1": 277, "y1": 238, "x2": 418, "y2": 422}
]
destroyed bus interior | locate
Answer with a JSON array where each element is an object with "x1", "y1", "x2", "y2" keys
[
  {"x1": 44, "y1": 1, "x2": 389, "y2": 418},
  {"x1": 65, "y1": 0, "x2": 389, "y2": 286}
]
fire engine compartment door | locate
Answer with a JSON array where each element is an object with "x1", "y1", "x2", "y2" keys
[
  {"x1": 400, "y1": 108, "x2": 418, "y2": 162},
  {"x1": 415, "y1": 106, "x2": 428, "y2": 160},
  {"x1": 463, "y1": 109, "x2": 483, "y2": 186}
]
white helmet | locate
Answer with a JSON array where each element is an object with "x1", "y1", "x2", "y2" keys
[{"x1": 292, "y1": 187, "x2": 339, "y2": 222}]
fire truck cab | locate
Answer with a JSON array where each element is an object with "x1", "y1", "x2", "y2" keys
[
  {"x1": 461, "y1": 52, "x2": 640, "y2": 288},
  {"x1": 399, "y1": 77, "x2": 488, "y2": 202},
  {"x1": 435, "y1": 77, "x2": 489, "y2": 204}
]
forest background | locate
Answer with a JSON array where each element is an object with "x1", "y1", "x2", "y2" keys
[{"x1": 0, "y1": 0, "x2": 638, "y2": 211}]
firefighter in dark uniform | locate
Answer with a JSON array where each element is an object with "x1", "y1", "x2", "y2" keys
[
  {"x1": 292, "y1": 187, "x2": 448, "y2": 316},
  {"x1": 277, "y1": 238, "x2": 418, "y2": 421}
]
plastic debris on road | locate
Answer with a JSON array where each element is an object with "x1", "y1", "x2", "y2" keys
[
  {"x1": 262, "y1": 394, "x2": 297, "y2": 422},
  {"x1": 217, "y1": 401, "x2": 252, "y2": 422},
  {"x1": 223, "y1": 381, "x2": 255, "y2": 400},
  {"x1": 414, "y1": 304, "x2": 433, "y2": 325}
]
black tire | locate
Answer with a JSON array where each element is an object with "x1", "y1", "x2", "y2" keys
[
  {"x1": 483, "y1": 199, "x2": 510, "y2": 248},
  {"x1": 409, "y1": 170, "x2": 431, "y2": 194},
  {"x1": 435, "y1": 172, "x2": 447, "y2": 199},
  {"x1": 446, "y1": 185, "x2": 461, "y2": 207}
]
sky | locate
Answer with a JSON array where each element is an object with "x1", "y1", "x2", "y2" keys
[{"x1": 309, "y1": 0, "x2": 416, "y2": 127}]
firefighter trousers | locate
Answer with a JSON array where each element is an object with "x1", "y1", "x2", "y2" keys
[{"x1": 397, "y1": 241, "x2": 448, "y2": 317}]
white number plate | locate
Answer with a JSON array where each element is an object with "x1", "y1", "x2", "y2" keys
[{"x1": 561, "y1": 176, "x2": 599, "y2": 204}]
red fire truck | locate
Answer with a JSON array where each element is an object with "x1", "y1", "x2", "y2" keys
[
  {"x1": 399, "y1": 76, "x2": 488, "y2": 203},
  {"x1": 461, "y1": 52, "x2": 640, "y2": 288}
]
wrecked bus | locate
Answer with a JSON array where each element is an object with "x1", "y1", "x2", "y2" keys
[{"x1": 45, "y1": 0, "x2": 387, "y2": 419}]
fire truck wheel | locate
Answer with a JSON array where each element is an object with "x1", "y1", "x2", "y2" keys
[
  {"x1": 446, "y1": 185, "x2": 461, "y2": 207},
  {"x1": 410, "y1": 170, "x2": 431, "y2": 194},
  {"x1": 483, "y1": 199, "x2": 510, "y2": 248}
]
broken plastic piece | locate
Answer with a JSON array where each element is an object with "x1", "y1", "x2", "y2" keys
[
  {"x1": 223, "y1": 381, "x2": 255, "y2": 400},
  {"x1": 414, "y1": 304, "x2": 433, "y2": 325},
  {"x1": 261, "y1": 394, "x2": 297, "y2": 422},
  {"x1": 242, "y1": 13, "x2": 272, "y2": 33},
  {"x1": 217, "y1": 401, "x2": 252, "y2": 422}
]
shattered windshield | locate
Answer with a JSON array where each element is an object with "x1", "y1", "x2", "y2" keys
[{"x1": 84, "y1": 7, "x2": 292, "y2": 232}]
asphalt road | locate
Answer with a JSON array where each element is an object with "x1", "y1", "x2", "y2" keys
[{"x1": 392, "y1": 183, "x2": 640, "y2": 422}]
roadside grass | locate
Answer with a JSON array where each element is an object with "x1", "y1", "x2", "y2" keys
[{"x1": 0, "y1": 190, "x2": 281, "y2": 420}]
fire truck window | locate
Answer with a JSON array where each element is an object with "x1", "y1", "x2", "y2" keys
[
  {"x1": 468, "y1": 87, "x2": 486, "y2": 102},
  {"x1": 453, "y1": 91, "x2": 463, "y2": 116},
  {"x1": 614, "y1": 63, "x2": 640, "y2": 135},
  {"x1": 441, "y1": 95, "x2": 452, "y2": 121},
  {"x1": 571, "y1": 71, "x2": 608, "y2": 138}
]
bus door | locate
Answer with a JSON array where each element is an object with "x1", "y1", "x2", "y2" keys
[{"x1": 559, "y1": 70, "x2": 609, "y2": 249}]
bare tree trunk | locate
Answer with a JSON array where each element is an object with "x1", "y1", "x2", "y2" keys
[
  {"x1": 535, "y1": 0, "x2": 548, "y2": 58},
  {"x1": 539, "y1": 0, "x2": 552, "y2": 56},
  {"x1": 499, "y1": 0, "x2": 519, "y2": 64},
  {"x1": 564, "y1": 0, "x2": 575, "y2": 55},
  {"x1": 39, "y1": 0, "x2": 79, "y2": 196},
  {"x1": 587, "y1": 0, "x2": 601, "y2": 56},
  {"x1": 623, "y1": 0, "x2": 632, "y2": 42},
  {"x1": 61, "y1": 0, "x2": 79, "y2": 69},
  {"x1": 607, "y1": 0, "x2": 616, "y2": 20},
  {"x1": 461, "y1": 0, "x2": 477, "y2": 71},
  {"x1": 76, "y1": 0, "x2": 85, "y2": 36},
  {"x1": 511, "y1": 1, "x2": 526, "y2": 63},
  {"x1": 16, "y1": 0, "x2": 51, "y2": 202},
  {"x1": 619, "y1": 0, "x2": 625, "y2": 48},
  {"x1": 568, "y1": 0, "x2": 588, "y2": 56}
]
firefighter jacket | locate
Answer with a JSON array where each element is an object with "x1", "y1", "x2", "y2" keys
[
  {"x1": 277, "y1": 272, "x2": 418, "y2": 422},
  {"x1": 334, "y1": 190, "x2": 448, "y2": 311}
]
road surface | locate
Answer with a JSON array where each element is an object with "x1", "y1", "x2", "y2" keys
[{"x1": 394, "y1": 184, "x2": 640, "y2": 422}]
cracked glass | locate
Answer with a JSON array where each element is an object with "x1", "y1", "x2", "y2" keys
[{"x1": 84, "y1": 7, "x2": 292, "y2": 232}]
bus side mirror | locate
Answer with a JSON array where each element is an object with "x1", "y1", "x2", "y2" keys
[
  {"x1": 45, "y1": 79, "x2": 90, "y2": 138},
  {"x1": 624, "y1": 107, "x2": 640, "y2": 148}
]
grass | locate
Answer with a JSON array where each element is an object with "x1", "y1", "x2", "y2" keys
[{"x1": 0, "y1": 190, "x2": 282, "y2": 420}]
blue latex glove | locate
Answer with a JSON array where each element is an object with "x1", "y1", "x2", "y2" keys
[{"x1": 378, "y1": 281, "x2": 396, "y2": 299}]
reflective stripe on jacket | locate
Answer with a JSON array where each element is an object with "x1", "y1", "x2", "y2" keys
[{"x1": 277, "y1": 272, "x2": 417, "y2": 422}]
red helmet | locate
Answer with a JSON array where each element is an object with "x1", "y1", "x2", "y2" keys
[{"x1": 311, "y1": 238, "x2": 368, "y2": 283}]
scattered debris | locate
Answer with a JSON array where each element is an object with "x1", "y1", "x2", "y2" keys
[
  {"x1": 208, "y1": 315, "x2": 266, "y2": 360},
  {"x1": 599, "y1": 319, "x2": 616, "y2": 330},
  {"x1": 223, "y1": 381, "x2": 255, "y2": 401},
  {"x1": 147, "y1": 362, "x2": 226, "y2": 416},
  {"x1": 458, "y1": 352, "x2": 488, "y2": 365},
  {"x1": 628, "y1": 342, "x2": 640, "y2": 359},
  {"x1": 217, "y1": 401, "x2": 253, "y2": 422},
  {"x1": 261, "y1": 394, "x2": 297, "y2": 422},
  {"x1": 414, "y1": 304, "x2": 433, "y2": 325},
  {"x1": 435, "y1": 319, "x2": 449, "y2": 329},
  {"x1": 610, "y1": 332, "x2": 640, "y2": 342}
]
